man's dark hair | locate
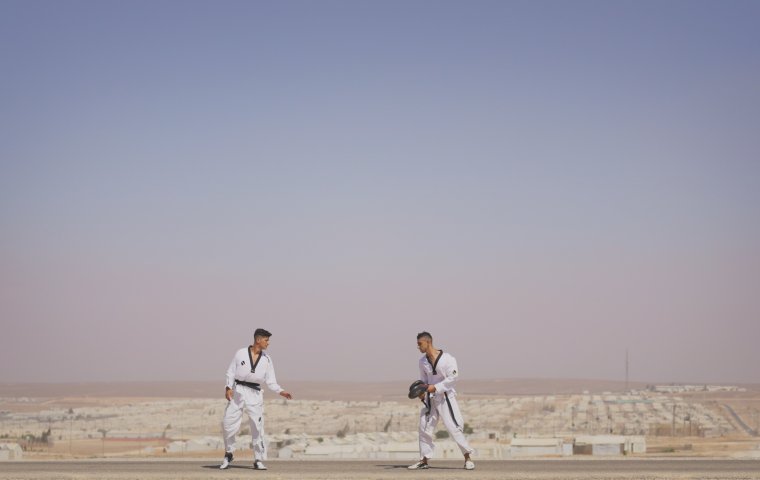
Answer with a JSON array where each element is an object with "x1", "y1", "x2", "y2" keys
[
  {"x1": 254, "y1": 328, "x2": 272, "y2": 339},
  {"x1": 417, "y1": 331, "x2": 432, "y2": 341}
]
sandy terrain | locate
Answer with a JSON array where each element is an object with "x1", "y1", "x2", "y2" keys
[
  {"x1": 0, "y1": 378, "x2": 667, "y2": 401},
  {"x1": 2, "y1": 380, "x2": 759, "y2": 461},
  {"x1": 1, "y1": 459, "x2": 760, "y2": 480}
]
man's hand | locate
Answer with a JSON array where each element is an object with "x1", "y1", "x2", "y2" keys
[
  {"x1": 418, "y1": 384, "x2": 430, "y2": 402},
  {"x1": 225, "y1": 387, "x2": 233, "y2": 401},
  {"x1": 426, "y1": 384, "x2": 436, "y2": 393},
  {"x1": 280, "y1": 391, "x2": 293, "y2": 400}
]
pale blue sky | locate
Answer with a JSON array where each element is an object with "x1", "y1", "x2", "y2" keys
[{"x1": 1, "y1": 1, "x2": 759, "y2": 384}]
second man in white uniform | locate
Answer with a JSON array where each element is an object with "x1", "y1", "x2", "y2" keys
[{"x1": 409, "y1": 331, "x2": 475, "y2": 470}]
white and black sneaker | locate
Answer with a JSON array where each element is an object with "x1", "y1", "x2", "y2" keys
[
  {"x1": 464, "y1": 459, "x2": 475, "y2": 470},
  {"x1": 253, "y1": 459, "x2": 267, "y2": 470},
  {"x1": 220, "y1": 452, "x2": 233, "y2": 469},
  {"x1": 408, "y1": 460, "x2": 429, "y2": 470}
]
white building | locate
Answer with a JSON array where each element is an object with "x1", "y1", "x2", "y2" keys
[
  {"x1": 573, "y1": 435, "x2": 646, "y2": 455},
  {"x1": 0, "y1": 443, "x2": 23, "y2": 461},
  {"x1": 509, "y1": 437, "x2": 571, "y2": 457}
]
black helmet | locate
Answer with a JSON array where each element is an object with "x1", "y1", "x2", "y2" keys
[{"x1": 408, "y1": 380, "x2": 427, "y2": 399}]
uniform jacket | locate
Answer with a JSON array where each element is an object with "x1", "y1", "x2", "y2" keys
[
  {"x1": 225, "y1": 347, "x2": 284, "y2": 393},
  {"x1": 419, "y1": 350, "x2": 459, "y2": 396}
]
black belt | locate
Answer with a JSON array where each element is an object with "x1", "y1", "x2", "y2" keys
[{"x1": 235, "y1": 380, "x2": 261, "y2": 391}]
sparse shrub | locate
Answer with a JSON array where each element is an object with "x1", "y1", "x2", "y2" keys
[
  {"x1": 435, "y1": 430, "x2": 449, "y2": 439},
  {"x1": 383, "y1": 417, "x2": 392, "y2": 432}
]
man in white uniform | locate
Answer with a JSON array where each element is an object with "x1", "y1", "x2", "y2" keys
[
  {"x1": 409, "y1": 331, "x2": 475, "y2": 470},
  {"x1": 220, "y1": 328, "x2": 292, "y2": 470}
]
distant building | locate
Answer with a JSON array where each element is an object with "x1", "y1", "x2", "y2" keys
[
  {"x1": 0, "y1": 443, "x2": 23, "y2": 461},
  {"x1": 573, "y1": 435, "x2": 646, "y2": 455},
  {"x1": 509, "y1": 437, "x2": 571, "y2": 457}
]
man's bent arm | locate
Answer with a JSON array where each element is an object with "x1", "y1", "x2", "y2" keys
[
  {"x1": 225, "y1": 355, "x2": 237, "y2": 390},
  {"x1": 433, "y1": 358, "x2": 459, "y2": 394}
]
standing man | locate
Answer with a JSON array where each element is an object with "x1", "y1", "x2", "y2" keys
[
  {"x1": 409, "y1": 331, "x2": 475, "y2": 470},
  {"x1": 220, "y1": 328, "x2": 292, "y2": 471}
]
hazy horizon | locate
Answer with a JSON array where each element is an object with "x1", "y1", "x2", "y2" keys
[
  {"x1": 3, "y1": 377, "x2": 755, "y2": 404},
  {"x1": 2, "y1": 1, "x2": 759, "y2": 385},
  {"x1": 1, "y1": 376, "x2": 757, "y2": 387}
]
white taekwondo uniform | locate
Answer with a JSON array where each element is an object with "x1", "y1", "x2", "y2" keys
[
  {"x1": 417, "y1": 350, "x2": 474, "y2": 459},
  {"x1": 221, "y1": 347, "x2": 284, "y2": 460}
]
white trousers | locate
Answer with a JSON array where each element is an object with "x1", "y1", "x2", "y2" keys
[
  {"x1": 418, "y1": 392, "x2": 473, "y2": 459},
  {"x1": 221, "y1": 385, "x2": 267, "y2": 460}
]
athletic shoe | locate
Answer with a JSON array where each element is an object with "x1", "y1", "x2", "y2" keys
[
  {"x1": 253, "y1": 459, "x2": 268, "y2": 470},
  {"x1": 464, "y1": 459, "x2": 475, "y2": 470},
  {"x1": 408, "y1": 460, "x2": 429, "y2": 470},
  {"x1": 219, "y1": 452, "x2": 233, "y2": 469}
]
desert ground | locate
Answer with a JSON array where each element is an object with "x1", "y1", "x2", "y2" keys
[
  {"x1": 2, "y1": 379, "x2": 759, "y2": 464},
  {"x1": 1, "y1": 459, "x2": 760, "y2": 480}
]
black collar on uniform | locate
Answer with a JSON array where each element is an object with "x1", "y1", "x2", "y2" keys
[
  {"x1": 427, "y1": 350, "x2": 444, "y2": 375},
  {"x1": 248, "y1": 347, "x2": 265, "y2": 373}
]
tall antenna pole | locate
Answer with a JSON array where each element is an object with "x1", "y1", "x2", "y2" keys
[{"x1": 625, "y1": 348, "x2": 629, "y2": 392}]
